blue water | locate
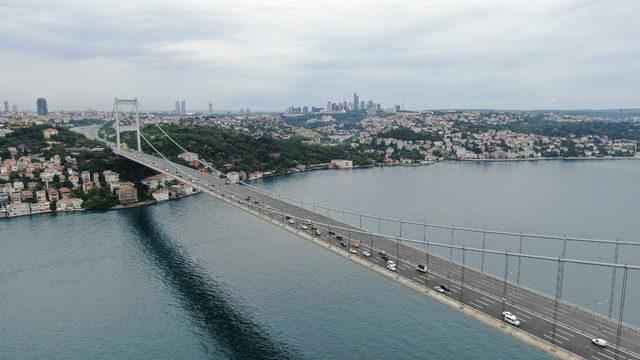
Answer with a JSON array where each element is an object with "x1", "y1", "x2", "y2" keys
[
  {"x1": 254, "y1": 160, "x2": 640, "y2": 326},
  {"x1": 4, "y1": 160, "x2": 636, "y2": 359}
]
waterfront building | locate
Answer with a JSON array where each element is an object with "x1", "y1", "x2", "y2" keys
[
  {"x1": 30, "y1": 201, "x2": 51, "y2": 214},
  {"x1": 152, "y1": 188, "x2": 170, "y2": 202},
  {"x1": 7, "y1": 202, "x2": 31, "y2": 217},
  {"x1": 56, "y1": 198, "x2": 83, "y2": 211},
  {"x1": 226, "y1": 171, "x2": 240, "y2": 183},
  {"x1": 116, "y1": 182, "x2": 138, "y2": 205},
  {"x1": 330, "y1": 159, "x2": 354, "y2": 169}
]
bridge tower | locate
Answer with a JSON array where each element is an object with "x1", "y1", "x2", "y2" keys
[{"x1": 112, "y1": 97, "x2": 142, "y2": 152}]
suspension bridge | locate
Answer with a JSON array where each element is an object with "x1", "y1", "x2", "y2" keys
[{"x1": 74, "y1": 98, "x2": 640, "y2": 360}]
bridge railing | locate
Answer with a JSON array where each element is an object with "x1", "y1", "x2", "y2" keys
[{"x1": 118, "y1": 141, "x2": 640, "y2": 359}]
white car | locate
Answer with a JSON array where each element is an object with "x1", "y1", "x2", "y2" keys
[
  {"x1": 502, "y1": 311, "x2": 520, "y2": 326},
  {"x1": 300, "y1": 224, "x2": 308, "y2": 230},
  {"x1": 387, "y1": 260, "x2": 395, "y2": 266},
  {"x1": 362, "y1": 251, "x2": 371, "y2": 257},
  {"x1": 287, "y1": 219, "x2": 295, "y2": 224},
  {"x1": 314, "y1": 229, "x2": 321, "y2": 236},
  {"x1": 349, "y1": 248, "x2": 357, "y2": 254},
  {"x1": 591, "y1": 338, "x2": 608, "y2": 348},
  {"x1": 434, "y1": 286, "x2": 445, "y2": 293},
  {"x1": 387, "y1": 264, "x2": 397, "y2": 271}
]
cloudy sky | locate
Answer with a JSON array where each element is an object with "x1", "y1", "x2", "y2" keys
[{"x1": 1, "y1": 0, "x2": 638, "y2": 111}]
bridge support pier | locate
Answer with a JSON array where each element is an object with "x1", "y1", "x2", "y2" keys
[{"x1": 113, "y1": 97, "x2": 141, "y2": 152}]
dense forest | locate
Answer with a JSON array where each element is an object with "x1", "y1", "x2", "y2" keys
[
  {"x1": 121, "y1": 124, "x2": 375, "y2": 174},
  {"x1": 378, "y1": 127, "x2": 443, "y2": 142}
]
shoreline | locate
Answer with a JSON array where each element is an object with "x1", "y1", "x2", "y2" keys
[
  {"x1": 0, "y1": 192, "x2": 199, "y2": 220},
  {"x1": 243, "y1": 156, "x2": 639, "y2": 183}
]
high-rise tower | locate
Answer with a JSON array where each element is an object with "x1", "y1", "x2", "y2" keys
[{"x1": 37, "y1": 98, "x2": 48, "y2": 115}]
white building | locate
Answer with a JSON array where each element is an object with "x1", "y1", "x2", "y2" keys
[
  {"x1": 30, "y1": 201, "x2": 51, "y2": 214},
  {"x1": 330, "y1": 159, "x2": 353, "y2": 169},
  {"x1": 226, "y1": 171, "x2": 240, "y2": 183},
  {"x1": 177, "y1": 152, "x2": 199, "y2": 162},
  {"x1": 152, "y1": 188, "x2": 170, "y2": 202},
  {"x1": 56, "y1": 198, "x2": 83, "y2": 211},
  {"x1": 7, "y1": 202, "x2": 31, "y2": 217}
]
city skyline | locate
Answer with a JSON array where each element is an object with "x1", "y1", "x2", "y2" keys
[{"x1": 1, "y1": 1, "x2": 639, "y2": 111}]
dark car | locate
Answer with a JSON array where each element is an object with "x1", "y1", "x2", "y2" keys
[
  {"x1": 328, "y1": 230, "x2": 336, "y2": 235},
  {"x1": 381, "y1": 255, "x2": 390, "y2": 261},
  {"x1": 340, "y1": 242, "x2": 347, "y2": 247},
  {"x1": 335, "y1": 235, "x2": 343, "y2": 240},
  {"x1": 378, "y1": 251, "x2": 386, "y2": 256},
  {"x1": 440, "y1": 285, "x2": 450, "y2": 292}
]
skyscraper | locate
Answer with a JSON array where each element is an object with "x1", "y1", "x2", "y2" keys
[
  {"x1": 3, "y1": 101, "x2": 8, "y2": 113},
  {"x1": 174, "y1": 101, "x2": 180, "y2": 114},
  {"x1": 303, "y1": 106, "x2": 309, "y2": 114},
  {"x1": 180, "y1": 100, "x2": 186, "y2": 115},
  {"x1": 12, "y1": 105, "x2": 18, "y2": 113},
  {"x1": 208, "y1": 102, "x2": 213, "y2": 114},
  {"x1": 36, "y1": 98, "x2": 48, "y2": 115},
  {"x1": 353, "y1": 92, "x2": 359, "y2": 111}
]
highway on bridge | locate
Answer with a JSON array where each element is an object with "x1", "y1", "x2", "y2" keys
[{"x1": 112, "y1": 145, "x2": 640, "y2": 360}]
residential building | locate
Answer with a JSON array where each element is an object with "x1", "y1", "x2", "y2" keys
[
  {"x1": 116, "y1": 182, "x2": 138, "y2": 205},
  {"x1": 226, "y1": 171, "x2": 240, "y2": 183},
  {"x1": 43, "y1": 127, "x2": 58, "y2": 139},
  {"x1": 330, "y1": 159, "x2": 354, "y2": 169},
  {"x1": 56, "y1": 198, "x2": 83, "y2": 211},
  {"x1": 48, "y1": 188, "x2": 59, "y2": 201},
  {"x1": 7, "y1": 202, "x2": 31, "y2": 217},
  {"x1": 30, "y1": 201, "x2": 51, "y2": 214},
  {"x1": 152, "y1": 188, "x2": 170, "y2": 202},
  {"x1": 82, "y1": 181, "x2": 93, "y2": 193},
  {"x1": 103, "y1": 170, "x2": 119, "y2": 184}
]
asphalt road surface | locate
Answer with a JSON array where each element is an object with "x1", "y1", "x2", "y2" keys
[{"x1": 73, "y1": 128, "x2": 639, "y2": 360}]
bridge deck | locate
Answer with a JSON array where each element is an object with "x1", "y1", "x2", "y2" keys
[{"x1": 115, "y1": 145, "x2": 640, "y2": 360}]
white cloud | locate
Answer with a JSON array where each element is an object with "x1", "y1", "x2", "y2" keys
[{"x1": 0, "y1": 0, "x2": 638, "y2": 111}]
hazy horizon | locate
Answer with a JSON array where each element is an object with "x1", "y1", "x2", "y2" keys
[{"x1": 2, "y1": 0, "x2": 639, "y2": 112}]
